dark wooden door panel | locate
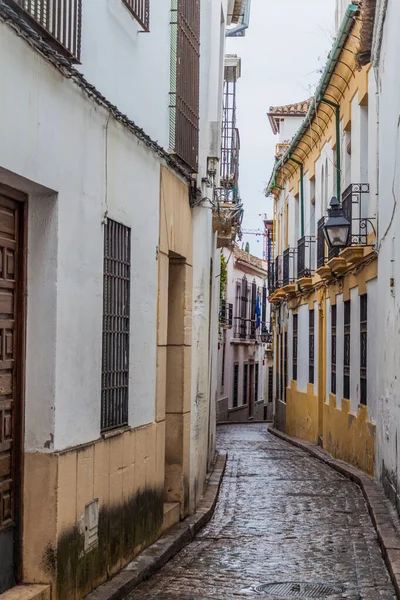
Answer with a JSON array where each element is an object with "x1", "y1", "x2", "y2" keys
[{"x1": 0, "y1": 192, "x2": 23, "y2": 594}]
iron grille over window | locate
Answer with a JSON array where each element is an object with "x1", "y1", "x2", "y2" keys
[
  {"x1": 233, "y1": 364, "x2": 239, "y2": 408},
  {"x1": 101, "y1": 220, "x2": 131, "y2": 432},
  {"x1": 170, "y1": 0, "x2": 200, "y2": 172},
  {"x1": 261, "y1": 284, "x2": 267, "y2": 334},
  {"x1": 268, "y1": 367, "x2": 273, "y2": 403},
  {"x1": 360, "y1": 294, "x2": 367, "y2": 405},
  {"x1": 255, "y1": 363, "x2": 259, "y2": 403},
  {"x1": 293, "y1": 314, "x2": 298, "y2": 381},
  {"x1": 122, "y1": 0, "x2": 150, "y2": 30},
  {"x1": 317, "y1": 217, "x2": 325, "y2": 268},
  {"x1": 221, "y1": 343, "x2": 225, "y2": 392},
  {"x1": 243, "y1": 363, "x2": 248, "y2": 405},
  {"x1": 331, "y1": 305, "x2": 337, "y2": 395},
  {"x1": 343, "y1": 300, "x2": 351, "y2": 400},
  {"x1": 219, "y1": 299, "x2": 233, "y2": 328},
  {"x1": 309, "y1": 309, "x2": 315, "y2": 384},
  {"x1": 297, "y1": 236, "x2": 316, "y2": 278},
  {"x1": 251, "y1": 280, "x2": 257, "y2": 338},
  {"x1": 11, "y1": 0, "x2": 82, "y2": 60},
  {"x1": 284, "y1": 332, "x2": 288, "y2": 402}
]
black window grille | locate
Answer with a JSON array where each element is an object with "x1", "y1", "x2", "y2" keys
[
  {"x1": 344, "y1": 300, "x2": 351, "y2": 400},
  {"x1": 331, "y1": 304, "x2": 337, "y2": 394},
  {"x1": 251, "y1": 280, "x2": 257, "y2": 338},
  {"x1": 262, "y1": 284, "x2": 267, "y2": 333},
  {"x1": 317, "y1": 217, "x2": 325, "y2": 268},
  {"x1": 101, "y1": 220, "x2": 131, "y2": 432},
  {"x1": 309, "y1": 309, "x2": 315, "y2": 384},
  {"x1": 268, "y1": 367, "x2": 273, "y2": 403},
  {"x1": 221, "y1": 343, "x2": 226, "y2": 392},
  {"x1": 122, "y1": 0, "x2": 150, "y2": 31},
  {"x1": 170, "y1": 0, "x2": 200, "y2": 171},
  {"x1": 255, "y1": 363, "x2": 259, "y2": 402},
  {"x1": 243, "y1": 363, "x2": 248, "y2": 405},
  {"x1": 280, "y1": 333, "x2": 284, "y2": 401},
  {"x1": 233, "y1": 364, "x2": 239, "y2": 408},
  {"x1": 293, "y1": 314, "x2": 298, "y2": 381},
  {"x1": 284, "y1": 331, "x2": 288, "y2": 402},
  {"x1": 360, "y1": 294, "x2": 367, "y2": 405}
]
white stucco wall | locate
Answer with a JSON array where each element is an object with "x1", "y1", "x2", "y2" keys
[
  {"x1": 296, "y1": 303, "x2": 309, "y2": 393},
  {"x1": 0, "y1": 22, "x2": 161, "y2": 451}
]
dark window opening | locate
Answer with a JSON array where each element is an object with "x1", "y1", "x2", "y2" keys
[
  {"x1": 255, "y1": 363, "x2": 259, "y2": 403},
  {"x1": 268, "y1": 367, "x2": 273, "y2": 403},
  {"x1": 331, "y1": 304, "x2": 337, "y2": 395},
  {"x1": 233, "y1": 364, "x2": 239, "y2": 408},
  {"x1": 293, "y1": 314, "x2": 298, "y2": 381},
  {"x1": 360, "y1": 294, "x2": 367, "y2": 405},
  {"x1": 309, "y1": 309, "x2": 315, "y2": 384},
  {"x1": 101, "y1": 220, "x2": 131, "y2": 432},
  {"x1": 343, "y1": 300, "x2": 351, "y2": 400},
  {"x1": 243, "y1": 363, "x2": 248, "y2": 405}
]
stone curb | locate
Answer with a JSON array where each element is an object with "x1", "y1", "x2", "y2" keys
[
  {"x1": 269, "y1": 426, "x2": 400, "y2": 599},
  {"x1": 84, "y1": 452, "x2": 227, "y2": 600}
]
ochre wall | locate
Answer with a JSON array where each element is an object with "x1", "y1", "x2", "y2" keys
[
  {"x1": 323, "y1": 395, "x2": 375, "y2": 476},
  {"x1": 286, "y1": 382, "x2": 319, "y2": 444}
]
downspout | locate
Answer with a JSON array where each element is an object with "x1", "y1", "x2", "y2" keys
[
  {"x1": 319, "y1": 98, "x2": 341, "y2": 202},
  {"x1": 290, "y1": 157, "x2": 305, "y2": 236},
  {"x1": 226, "y1": 0, "x2": 252, "y2": 37},
  {"x1": 273, "y1": 170, "x2": 284, "y2": 192}
]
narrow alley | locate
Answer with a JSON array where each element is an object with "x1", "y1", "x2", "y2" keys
[{"x1": 130, "y1": 425, "x2": 395, "y2": 599}]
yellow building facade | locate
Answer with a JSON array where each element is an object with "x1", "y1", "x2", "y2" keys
[{"x1": 267, "y1": 3, "x2": 377, "y2": 476}]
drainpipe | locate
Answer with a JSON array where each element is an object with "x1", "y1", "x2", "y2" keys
[
  {"x1": 226, "y1": 0, "x2": 252, "y2": 37},
  {"x1": 289, "y1": 157, "x2": 305, "y2": 237},
  {"x1": 320, "y1": 98, "x2": 341, "y2": 202},
  {"x1": 273, "y1": 171, "x2": 284, "y2": 192}
]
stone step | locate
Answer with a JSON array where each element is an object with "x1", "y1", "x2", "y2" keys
[{"x1": 0, "y1": 585, "x2": 51, "y2": 600}]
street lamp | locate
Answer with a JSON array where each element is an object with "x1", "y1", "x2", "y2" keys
[{"x1": 323, "y1": 196, "x2": 351, "y2": 249}]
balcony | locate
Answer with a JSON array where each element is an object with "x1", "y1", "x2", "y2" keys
[
  {"x1": 297, "y1": 236, "x2": 315, "y2": 290},
  {"x1": 212, "y1": 187, "x2": 243, "y2": 248},
  {"x1": 219, "y1": 299, "x2": 233, "y2": 329},
  {"x1": 340, "y1": 183, "x2": 376, "y2": 266},
  {"x1": 9, "y1": 0, "x2": 82, "y2": 61},
  {"x1": 282, "y1": 248, "x2": 297, "y2": 295}
]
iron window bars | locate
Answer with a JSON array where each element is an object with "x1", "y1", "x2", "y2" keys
[
  {"x1": 297, "y1": 236, "x2": 316, "y2": 279},
  {"x1": 233, "y1": 364, "x2": 239, "y2": 407},
  {"x1": 234, "y1": 276, "x2": 263, "y2": 341},
  {"x1": 360, "y1": 294, "x2": 367, "y2": 405},
  {"x1": 343, "y1": 300, "x2": 351, "y2": 400},
  {"x1": 170, "y1": 0, "x2": 200, "y2": 172},
  {"x1": 122, "y1": 0, "x2": 149, "y2": 31},
  {"x1": 284, "y1": 331, "x2": 288, "y2": 402},
  {"x1": 255, "y1": 363, "x2": 259, "y2": 403},
  {"x1": 309, "y1": 309, "x2": 315, "y2": 384},
  {"x1": 219, "y1": 299, "x2": 233, "y2": 328},
  {"x1": 268, "y1": 367, "x2": 273, "y2": 403},
  {"x1": 243, "y1": 363, "x2": 248, "y2": 405},
  {"x1": 101, "y1": 219, "x2": 131, "y2": 432},
  {"x1": 292, "y1": 314, "x2": 298, "y2": 381},
  {"x1": 317, "y1": 217, "x2": 325, "y2": 268},
  {"x1": 331, "y1": 304, "x2": 337, "y2": 395},
  {"x1": 10, "y1": 0, "x2": 82, "y2": 60}
]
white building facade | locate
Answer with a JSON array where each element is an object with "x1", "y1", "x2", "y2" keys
[{"x1": 0, "y1": 0, "x2": 250, "y2": 597}]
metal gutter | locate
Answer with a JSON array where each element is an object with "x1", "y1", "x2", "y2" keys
[
  {"x1": 226, "y1": 0, "x2": 251, "y2": 37},
  {"x1": 265, "y1": 3, "x2": 359, "y2": 196}
]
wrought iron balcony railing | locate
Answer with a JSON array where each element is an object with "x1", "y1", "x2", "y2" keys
[
  {"x1": 317, "y1": 217, "x2": 326, "y2": 268},
  {"x1": 274, "y1": 255, "x2": 282, "y2": 289},
  {"x1": 282, "y1": 247, "x2": 297, "y2": 286},
  {"x1": 122, "y1": 0, "x2": 150, "y2": 31},
  {"x1": 10, "y1": 0, "x2": 82, "y2": 60},
  {"x1": 219, "y1": 299, "x2": 233, "y2": 328},
  {"x1": 297, "y1": 236, "x2": 316, "y2": 278},
  {"x1": 342, "y1": 183, "x2": 376, "y2": 246}
]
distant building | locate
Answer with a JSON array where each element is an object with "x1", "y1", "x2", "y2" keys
[{"x1": 217, "y1": 246, "x2": 270, "y2": 423}]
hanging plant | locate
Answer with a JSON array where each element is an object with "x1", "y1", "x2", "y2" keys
[{"x1": 220, "y1": 253, "x2": 228, "y2": 305}]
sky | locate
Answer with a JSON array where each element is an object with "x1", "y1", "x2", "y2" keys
[{"x1": 226, "y1": 0, "x2": 336, "y2": 258}]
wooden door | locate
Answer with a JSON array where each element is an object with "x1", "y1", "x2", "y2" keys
[
  {"x1": 0, "y1": 190, "x2": 24, "y2": 593},
  {"x1": 248, "y1": 364, "x2": 254, "y2": 418}
]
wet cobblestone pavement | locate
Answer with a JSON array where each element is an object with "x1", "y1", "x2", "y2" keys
[{"x1": 129, "y1": 425, "x2": 396, "y2": 599}]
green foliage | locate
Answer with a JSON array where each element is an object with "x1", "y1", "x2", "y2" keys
[
  {"x1": 220, "y1": 252, "x2": 228, "y2": 304},
  {"x1": 245, "y1": 242, "x2": 250, "y2": 253}
]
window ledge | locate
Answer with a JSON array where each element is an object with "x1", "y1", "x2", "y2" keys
[{"x1": 101, "y1": 425, "x2": 131, "y2": 440}]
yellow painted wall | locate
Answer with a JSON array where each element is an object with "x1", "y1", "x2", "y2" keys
[
  {"x1": 323, "y1": 395, "x2": 375, "y2": 476},
  {"x1": 286, "y1": 381, "x2": 319, "y2": 444}
]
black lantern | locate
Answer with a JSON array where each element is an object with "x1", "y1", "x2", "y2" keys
[{"x1": 323, "y1": 196, "x2": 351, "y2": 248}]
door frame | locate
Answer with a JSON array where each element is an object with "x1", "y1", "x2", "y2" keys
[{"x1": 0, "y1": 184, "x2": 27, "y2": 584}]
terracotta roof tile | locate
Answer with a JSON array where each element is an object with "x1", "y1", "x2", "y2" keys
[{"x1": 268, "y1": 98, "x2": 312, "y2": 117}]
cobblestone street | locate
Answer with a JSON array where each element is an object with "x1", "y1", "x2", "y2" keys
[{"x1": 129, "y1": 425, "x2": 395, "y2": 599}]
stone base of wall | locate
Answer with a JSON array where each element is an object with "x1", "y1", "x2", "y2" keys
[
  {"x1": 274, "y1": 399, "x2": 287, "y2": 433},
  {"x1": 286, "y1": 382, "x2": 319, "y2": 444}
]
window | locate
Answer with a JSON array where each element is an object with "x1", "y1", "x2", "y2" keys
[
  {"x1": 360, "y1": 295, "x2": 367, "y2": 405},
  {"x1": 221, "y1": 343, "x2": 226, "y2": 392},
  {"x1": 268, "y1": 367, "x2": 273, "y2": 403},
  {"x1": 12, "y1": 0, "x2": 82, "y2": 60},
  {"x1": 343, "y1": 300, "x2": 351, "y2": 400},
  {"x1": 255, "y1": 363, "x2": 259, "y2": 403},
  {"x1": 122, "y1": 0, "x2": 150, "y2": 31},
  {"x1": 243, "y1": 363, "x2": 249, "y2": 405},
  {"x1": 292, "y1": 314, "x2": 298, "y2": 381},
  {"x1": 331, "y1": 305, "x2": 337, "y2": 394},
  {"x1": 101, "y1": 220, "x2": 131, "y2": 432},
  {"x1": 170, "y1": 0, "x2": 200, "y2": 171},
  {"x1": 233, "y1": 364, "x2": 239, "y2": 408},
  {"x1": 284, "y1": 332, "x2": 288, "y2": 401},
  {"x1": 309, "y1": 309, "x2": 315, "y2": 384}
]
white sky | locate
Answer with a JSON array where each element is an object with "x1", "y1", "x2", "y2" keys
[{"x1": 226, "y1": 0, "x2": 336, "y2": 257}]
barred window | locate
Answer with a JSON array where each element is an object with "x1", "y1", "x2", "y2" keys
[
  {"x1": 12, "y1": 0, "x2": 82, "y2": 60},
  {"x1": 309, "y1": 310, "x2": 315, "y2": 384},
  {"x1": 268, "y1": 367, "x2": 273, "y2": 403},
  {"x1": 331, "y1": 305, "x2": 337, "y2": 394},
  {"x1": 101, "y1": 220, "x2": 131, "y2": 432},
  {"x1": 343, "y1": 301, "x2": 351, "y2": 400},
  {"x1": 170, "y1": 0, "x2": 200, "y2": 171},
  {"x1": 243, "y1": 363, "x2": 249, "y2": 405},
  {"x1": 292, "y1": 314, "x2": 298, "y2": 381},
  {"x1": 360, "y1": 295, "x2": 367, "y2": 405},
  {"x1": 233, "y1": 364, "x2": 239, "y2": 408},
  {"x1": 255, "y1": 363, "x2": 259, "y2": 403},
  {"x1": 122, "y1": 0, "x2": 150, "y2": 30}
]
